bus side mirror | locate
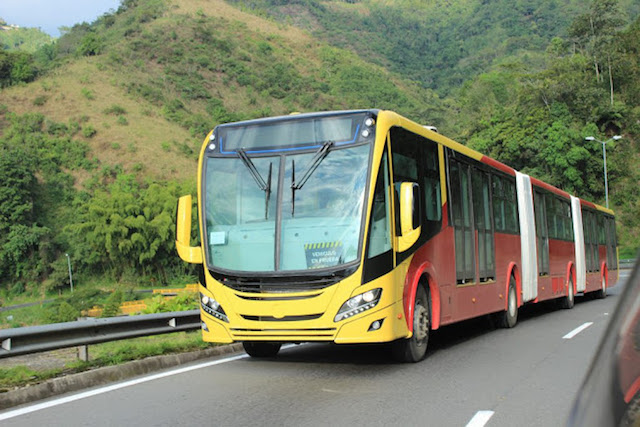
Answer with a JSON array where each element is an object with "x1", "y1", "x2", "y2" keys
[
  {"x1": 397, "y1": 182, "x2": 421, "y2": 252},
  {"x1": 176, "y1": 195, "x2": 203, "y2": 264}
]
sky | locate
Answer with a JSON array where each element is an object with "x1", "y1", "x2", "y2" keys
[{"x1": 0, "y1": 0, "x2": 121, "y2": 37}]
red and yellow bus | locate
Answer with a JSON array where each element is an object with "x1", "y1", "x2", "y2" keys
[{"x1": 176, "y1": 110, "x2": 618, "y2": 362}]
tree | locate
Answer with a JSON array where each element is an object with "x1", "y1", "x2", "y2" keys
[
  {"x1": 67, "y1": 174, "x2": 193, "y2": 282},
  {"x1": 0, "y1": 49, "x2": 37, "y2": 87},
  {"x1": 569, "y1": 0, "x2": 626, "y2": 104},
  {"x1": 0, "y1": 145, "x2": 51, "y2": 284}
]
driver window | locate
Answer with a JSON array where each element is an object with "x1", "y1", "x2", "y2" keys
[{"x1": 367, "y1": 151, "x2": 392, "y2": 258}]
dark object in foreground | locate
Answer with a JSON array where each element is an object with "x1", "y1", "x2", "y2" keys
[{"x1": 568, "y1": 259, "x2": 640, "y2": 426}]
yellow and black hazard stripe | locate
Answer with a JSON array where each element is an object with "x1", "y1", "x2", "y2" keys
[{"x1": 304, "y1": 241, "x2": 344, "y2": 250}]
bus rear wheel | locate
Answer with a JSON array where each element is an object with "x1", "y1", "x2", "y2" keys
[
  {"x1": 560, "y1": 274, "x2": 575, "y2": 309},
  {"x1": 243, "y1": 342, "x2": 281, "y2": 358},
  {"x1": 497, "y1": 277, "x2": 518, "y2": 328},
  {"x1": 594, "y1": 275, "x2": 607, "y2": 299},
  {"x1": 392, "y1": 285, "x2": 430, "y2": 363}
]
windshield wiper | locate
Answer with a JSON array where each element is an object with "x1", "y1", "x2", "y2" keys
[
  {"x1": 291, "y1": 140, "x2": 333, "y2": 216},
  {"x1": 237, "y1": 148, "x2": 272, "y2": 219}
]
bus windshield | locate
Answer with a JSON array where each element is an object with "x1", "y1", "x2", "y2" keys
[{"x1": 203, "y1": 143, "x2": 370, "y2": 273}]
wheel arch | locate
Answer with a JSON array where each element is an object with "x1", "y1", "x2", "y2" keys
[
  {"x1": 600, "y1": 260, "x2": 608, "y2": 288},
  {"x1": 505, "y1": 262, "x2": 522, "y2": 310},
  {"x1": 403, "y1": 261, "x2": 441, "y2": 332},
  {"x1": 566, "y1": 262, "x2": 576, "y2": 295}
]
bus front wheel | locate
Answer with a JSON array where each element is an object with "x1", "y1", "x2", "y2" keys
[
  {"x1": 243, "y1": 342, "x2": 281, "y2": 358},
  {"x1": 392, "y1": 285, "x2": 430, "y2": 363}
]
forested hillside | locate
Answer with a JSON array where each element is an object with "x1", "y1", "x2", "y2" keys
[
  {"x1": 0, "y1": 0, "x2": 448, "y2": 296},
  {"x1": 0, "y1": 0, "x2": 638, "y2": 299},
  {"x1": 0, "y1": 19, "x2": 53, "y2": 53},
  {"x1": 229, "y1": 0, "x2": 640, "y2": 95}
]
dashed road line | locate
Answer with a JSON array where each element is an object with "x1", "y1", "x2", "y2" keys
[
  {"x1": 466, "y1": 410, "x2": 495, "y2": 427},
  {"x1": 563, "y1": 322, "x2": 594, "y2": 339}
]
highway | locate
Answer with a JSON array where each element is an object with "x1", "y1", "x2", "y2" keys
[{"x1": 1, "y1": 270, "x2": 630, "y2": 427}]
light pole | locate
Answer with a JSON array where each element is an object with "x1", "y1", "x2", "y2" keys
[
  {"x1": 585, "y1": 135, "x2": 622, "y2": 209},
  {"x1": 65, "y1": 253, "x2": 74, "y2": 293}
]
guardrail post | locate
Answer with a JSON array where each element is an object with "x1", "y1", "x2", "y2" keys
[{"x1": 78, "y1": 345, "x2": 89, "y2": 361}]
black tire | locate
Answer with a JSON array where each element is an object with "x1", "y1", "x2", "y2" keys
[
  {"x1": 392, "y1": 285, "x2": 430, "y2": 363},
  {"x1": 560, "y1": 274, "x2": 575, "y2": 309},
  {"x1": 243, "y1": 342, "x2": 281, "y2": 358},
  {"x1": 497, "y1": 277, "x2": 518, "y2": 328},
  {"x1": 594, "y1": 275, "x2": 607, "y2": 299},
  {"x1": 621, "y1": 389, "x2": 640, "y2": 427}
]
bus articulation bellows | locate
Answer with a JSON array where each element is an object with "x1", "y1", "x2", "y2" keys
[{"x1": 176, "y1": 110, "x2": 618, "y2": 362}]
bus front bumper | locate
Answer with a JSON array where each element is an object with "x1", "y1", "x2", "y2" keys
[{"x1": 199, "y1": 300, "x2": 410, "y2": 344}]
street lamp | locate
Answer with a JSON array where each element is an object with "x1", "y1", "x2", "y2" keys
[
  {"x1": 585, "y1": 135, "x2": 622, "y2": 209},
  {"x1": 65, "y1": 253, "x2": 74, "y2": 293}
]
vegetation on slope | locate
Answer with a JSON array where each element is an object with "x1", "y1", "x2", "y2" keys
[
  {"x1": 0, "y1": 20, "x2": 53, "y2": 53},
  {"x1": 0, "y1": 0, "x2": 450, "y2": 298},
  {"x1": 228, "y1": 0, "x2": 639, "y2": 95},
  {"x1": 459, "y1": 0, "x2": 640, "y2": 254}
]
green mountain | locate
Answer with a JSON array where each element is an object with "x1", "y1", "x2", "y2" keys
[
  {"x1": 0, "y1": 0, "x2": 638, "y2": 297},
  {"x1": 227, "y1": 0, "x2": 640, "y2": 95},
  {"x1": 0, "y1": 0, "x2": 450, "y2": 293},
  {"x1": 0, "y1": 20, "x2": 53, "y2": 53}
]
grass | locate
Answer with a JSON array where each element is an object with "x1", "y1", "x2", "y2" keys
[
  {"x1": 0, "y1": 331, "x2": 210, "y2": 391},
  {"x1": 1, "y1": 58, "x2": 197, "y2": 184},
  {"x1": 0, "y1": 305, "x2": 48, "y2": 329},
  {"x1": 0, "y1": 365, "x2": 62, "y2": 391}
]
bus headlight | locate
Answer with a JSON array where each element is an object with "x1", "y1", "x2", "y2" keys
[
  {"x1": 200, "y1": 293, "x2": 229, "y2": 323},
  {"x1": 334, "y1": 289, "x2": 382, "y2": 322}
]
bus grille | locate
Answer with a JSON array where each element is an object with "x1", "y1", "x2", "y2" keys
[
  {"x1": 235, "y1": 293, "x2": 322, "y2": 301},
  {"x1": 240, "y1": 314, "x2": 323, "y2": 322}
]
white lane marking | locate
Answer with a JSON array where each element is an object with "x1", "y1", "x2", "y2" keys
[
  {"x1": 563, "y1": 322, "x2": 594, "y2": 339},
  {"x1": 0, "y1": 353, "x2": 249, "y2": 421},
  {"x1": 466, "y1": 410, "x2": 495, "y2": 427}
]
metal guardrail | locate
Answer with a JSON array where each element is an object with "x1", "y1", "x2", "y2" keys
[
  {"x1": 620, "y1": 259, "x2": 637, "y2": 270},
  {"x1": 0, "y1": 310, "x2": 201, "y2": 359}
]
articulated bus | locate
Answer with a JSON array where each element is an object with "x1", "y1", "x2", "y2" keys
[{"x1": 176, "y1": 109, "x2": 619, "y2": 362}]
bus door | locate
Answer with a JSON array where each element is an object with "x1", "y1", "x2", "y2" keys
[
  {"x1": 584, "y1": 210, "x2": 598, "y2": 273},
  {"x1": 472, "y1": 169, "x2": 495, "y2": 281},
  {"x1": 534, "y1": 190, "x2": 549, "y2": 276},
  {"x1": 605, "y1": 216, "x2": 618, "y2": 271},
  {"x1": 449, "y1": 159, "x2": 475, "y2": 284}
]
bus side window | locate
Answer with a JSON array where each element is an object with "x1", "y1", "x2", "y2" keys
[
  {"x1": 422, "y1": 139, "x2": 442, "y2": 237},
  {"x1": 492, "y1": 175, "x2": 505, "y2": 232},
  {"x1": 597, "y1": 213, "x2": 606, "y2": 245},
  {"x1": 505, "y1": 178, "x2": 519, "y2": 233}
]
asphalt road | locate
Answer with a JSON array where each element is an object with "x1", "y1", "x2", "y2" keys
[{"x1": 1, "y1": 270, "x2": 630, "y2": 427}]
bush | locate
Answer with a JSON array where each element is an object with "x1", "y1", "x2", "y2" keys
[
  {"x1": 76, "y1": 33, "x2": 103, "y2": 56},
  {"x1": 33, "y1": 95, "x2": 47, "y2": 106},
  {"x1": 82, "y1": 125, "x2": 97, "y2": 138},
  {"x1": 66, "y1": 288, "x2": 110, "y2": 312},
  {"x1": 81, "y1": 88, "x2": 95, "y2": 100},
  {"x1": 101, "y1": 290, "x2": 123, "y2": 318},
  {"x1": 44, "y1": 301, "x2": 79, "y2": 323},
  {"x1": 103, "y1": 105, "x2": 127, "y2": 115},
  {"x1": 143, "y1": 292, "x2": 198, "y2": 314}
]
